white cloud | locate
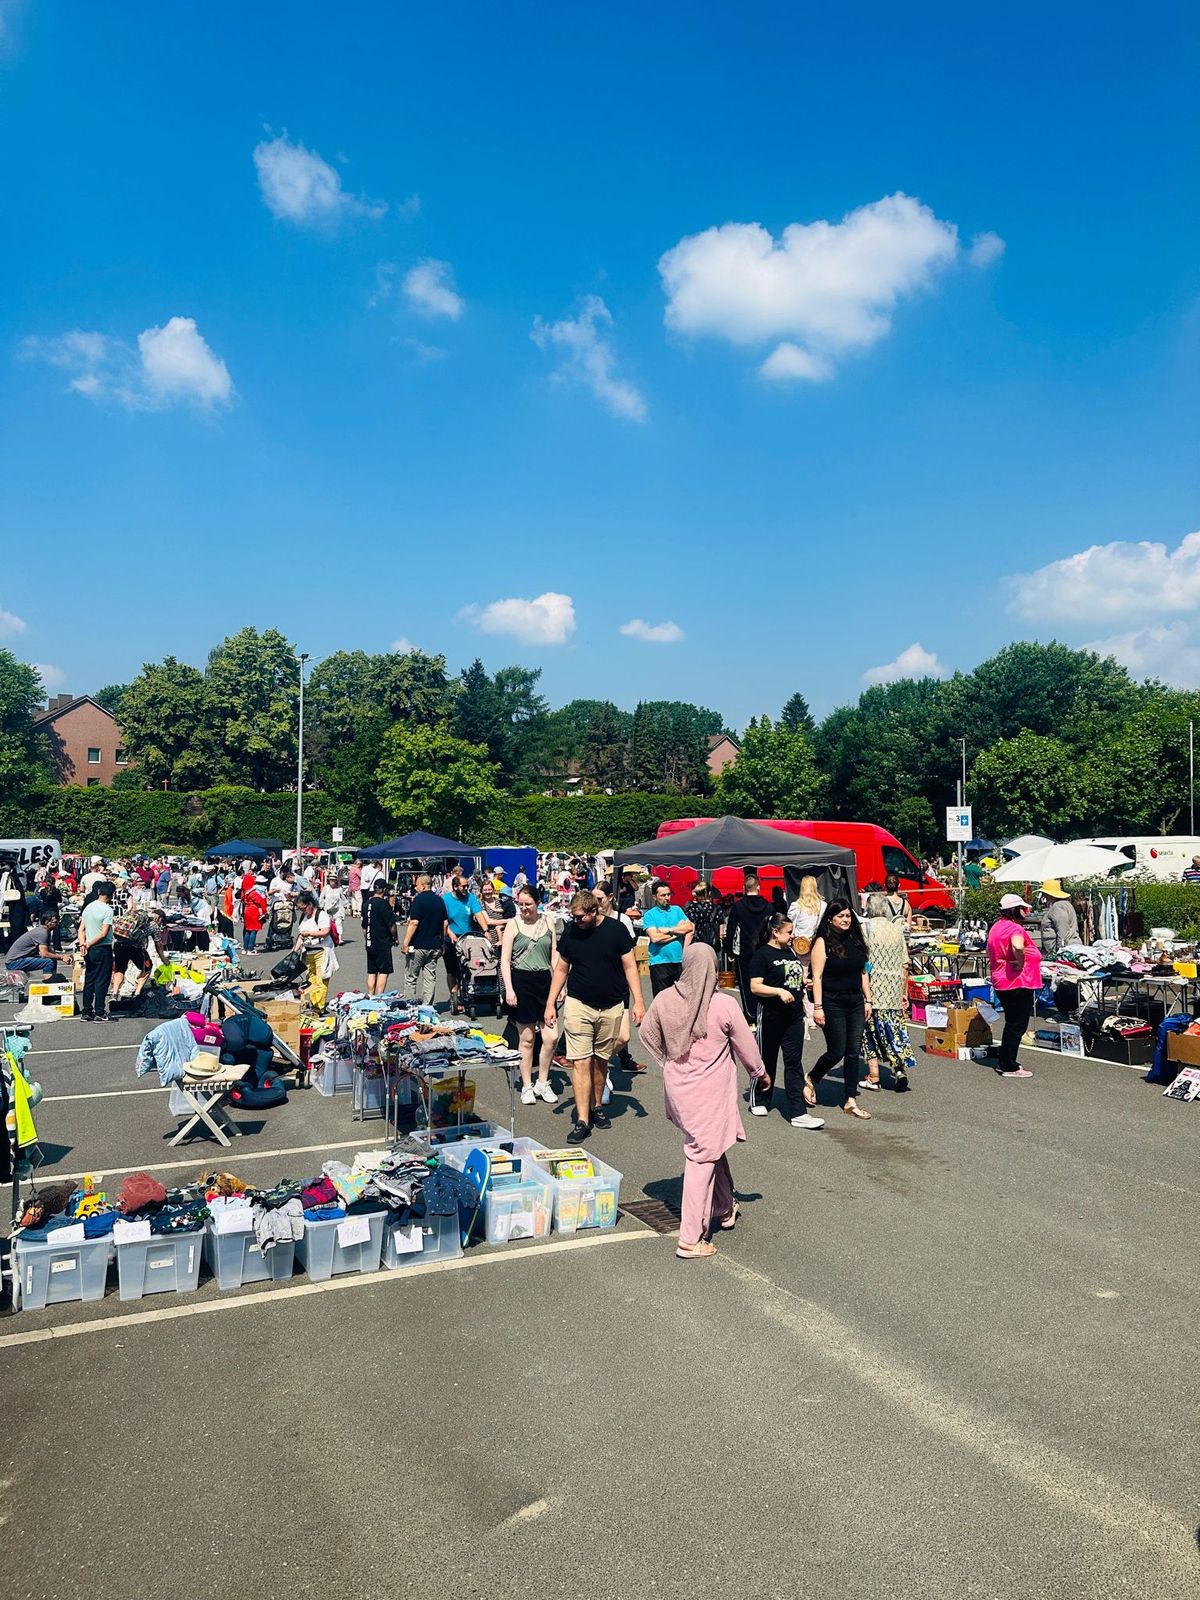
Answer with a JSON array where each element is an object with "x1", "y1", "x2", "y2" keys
[
  {"x1": 759, "y1": 343, "x2": 834, "y2": 384},
  {"x1": 403, "y1": 259, "x2": 464, "y2": 320},
  {"x1": 1085, "y1": 623, "x2": 1200, "y2": 688},
  {"x1": 619, "y1": 618, "x2": 685, "y2": 644},
  {"x1": 532, "y1": 296, "x2": 647, "y2": 422},
  {"x1": 659, "y1": 192, "x2": 961, "y2": 381},
  {"x1": 0, "y1": 605, "x2": 28, "y2": 639},
  {"x1": 862, "y1": 642, "x2": 947, "y2": 686},
  {"x1": 461, "y1": 592, "x2": 576, "y2": 646},
  {"x1": 391, "y1": 637, "x2": 415, "y2": 654},
  {"x1": 33, "y1": 663, "x2": 66, "y2": 690},
  {"x1": 1009, "y1": 530, "x2": 1200, "y2": 624},
  {"x1": 253, "y1": 133, "x2": 386, "y2": 227},
  {"x1": 23, "y1": 318, "x2": 232, "y2": 412},
  {"x1": 968, "y1": 230, "x2": 1006, "y2": 267},
  {"x1": 368, "y1": 262, "x2": 397, "y2": 308}
]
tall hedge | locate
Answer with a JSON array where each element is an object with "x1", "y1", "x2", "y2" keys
[
  {"x1": 963, "y1": 880, "x2": 1200, "y2": 936},
  {"x1": 479, "y1": 795, "x2": 714, "y2": 852}
]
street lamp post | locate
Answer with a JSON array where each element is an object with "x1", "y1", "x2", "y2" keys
[{"x1": 296, "y1": 652, "x2": 310, "y2": 858}]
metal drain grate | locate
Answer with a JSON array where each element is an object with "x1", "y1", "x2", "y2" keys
[{"x1": 620, "y1": 1198, "x2": 681, "y2": 1234}]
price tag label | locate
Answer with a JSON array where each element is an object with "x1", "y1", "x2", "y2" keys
[
  {"x1": 55, "y1": 1224, "x2": 85, "y2": 1244},
  {"x1": 392, "y1": 1224, "x2": 424, "y2": 1255},
  {"x1": 50, "y1": 1258, "x2": 79, "y2": 1274},
  {"x1": 212, "y1": 1207, "x2": 255, "y2": 1235},
  {"x1": 925, "y1": 1004, "x2": 949, "y2": 1029},
  {"x1": 113, "y1": 1219, "x2": 152, "y2": 1244},
  {"x1": 337, "y1": 1215, "x2": 371, "y2": 1247},
  {"x1": 510, "y1": 1210, "x2": 535, "y2": 1240}
]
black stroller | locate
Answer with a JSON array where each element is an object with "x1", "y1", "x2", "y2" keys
[{"x1": 264, "y1": 899, "x2": 297, "y2": 952}]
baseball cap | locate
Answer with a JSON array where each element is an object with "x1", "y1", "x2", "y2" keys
[{"x1": 999, "y1": 893, "x2": 1031, "y2": 911}]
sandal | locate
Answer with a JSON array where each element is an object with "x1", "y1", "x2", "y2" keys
[
  {"x1": 718, "y1": 1202, "x2": 740, "y2": 1232},
  {"x1": 843, "y1": 1103, "x2": 872, "y2": 1120},
  {"x1": 802, "y1": 1077, "x2": 817, "y2": 1107},
  {"x1": 676, "y1": 1240, "x2": 718, "y2": 1260}
]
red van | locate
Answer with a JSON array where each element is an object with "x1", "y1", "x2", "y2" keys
[{"x1": 649, "y1": 818, "x2": 954, "y2": 918}]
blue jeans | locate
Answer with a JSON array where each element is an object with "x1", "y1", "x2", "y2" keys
[
  {"x1": 6, "y1": 956, "x2": 56, "y2": 975},
  {"x1": 243, "y1": 929, "x2": 258, "y2": 951}
]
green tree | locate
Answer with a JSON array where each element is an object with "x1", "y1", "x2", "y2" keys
[
  {"x1": 780, "y1": 692, "x2": 816, "y2": 736},
  {"x1": 714, "y1": 716, "x2": 825, "y2": 818},
  {"x1": 307, "y1": 648, "x2": 452, "y2": 755},
  {"x1": 205, "y1": 628, "x2": 299, "y2": 791},
  {"x1": 375, "y1": 724, "x2": 501, "y2": 837},
  {"x1": 1082, "y1": 690, "x2": 1200, "y2": 834},
  {"x1": 0, "y1": 652, "x2": 54, "y2": 818},
  {"x1": 451, "y1": 659, "x2": 549, "y2": 789},
  {"x1": 970, "y1": 731, "x2": 1092, "y2": 836},
  {"x1": 893, "y1": 795, "x2": 937, "y2": 852},
  {"x1": 628, "y1": 701, "x2": 718, "y2": 792},
  {"x1": 117, "y1": 656, "x2": 216, "y2": 789},
  {"x1": 94, "y1": 682, "x2": 131, "y2": 718}
]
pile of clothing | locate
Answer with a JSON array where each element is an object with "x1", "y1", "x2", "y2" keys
[{"x1": 15, "y1": 1170, "x2": 209, "y2": 1241}]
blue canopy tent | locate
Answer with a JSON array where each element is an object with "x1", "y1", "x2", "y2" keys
[
  {"x1": 480, "y1": 845, "x2": 537, "y2": 886},
  {"x1": 204, "y1": 839, "x2": 269, "y2": 861},
  {"x1": 357, "y1": 830, "x2": 477, "y2": 864}
]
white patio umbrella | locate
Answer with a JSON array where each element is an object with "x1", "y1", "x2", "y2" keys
[
  {"x1": 991, "y1": 842, "x2": 1124, "y2": 884},
  {"x1": 1001, "y1": 833, "x2": 1056, "y2": 856}
]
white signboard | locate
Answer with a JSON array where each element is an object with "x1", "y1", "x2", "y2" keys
[
  {"x1": 331, "y1": 827, "x2": 344, "y2": 844},
  {"x1": 945, "y1": 806, "x2": 973, "y2": 842},
  {"x1": 337, "y1": 1215, "x2": 371, "y2": 1247}
]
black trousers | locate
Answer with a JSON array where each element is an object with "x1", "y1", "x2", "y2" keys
[
  {"x1": 997, "y1": 987, "x2": 1035, "y2": 1071},
  {"x1": 756, "y1": 1003, "x2": 807, "y2": 1114},
  {"x1": 83, "y1": 944, "x2": 113, "y2": 1017},
  {"x1": 650, "y1": 963, "x2": 682, "y2": 996},
  {"x1": 811, "y1": 993, "x2": 865, "y2": 1106},
  {"x1": 733, "y1": 955, "x2": 756, "y2": 1020}
]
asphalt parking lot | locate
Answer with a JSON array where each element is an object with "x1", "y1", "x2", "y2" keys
[{"x1": 2, "y1": 927, "x2": 1197, "y2": 1599}]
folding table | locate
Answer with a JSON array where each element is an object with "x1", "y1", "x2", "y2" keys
[{"x1": 168, "y1": 1066, "x2": 248, "y2": 1147}]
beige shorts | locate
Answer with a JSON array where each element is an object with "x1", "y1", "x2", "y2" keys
[{"x1": 561, "y1": 997, "x2": 624, "y2": 1063}]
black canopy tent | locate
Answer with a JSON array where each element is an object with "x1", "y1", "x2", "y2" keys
[
  {"x1": 613, "y1": 816, "x2": 858, "y2": 904},
  {"x1": 356, "y1": 829, "x2": 477, "y2": 864}
]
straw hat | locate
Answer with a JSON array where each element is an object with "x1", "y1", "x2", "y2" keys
[{"x1": 1041, "y1": 879, "x2": 1069, "y2": 900}]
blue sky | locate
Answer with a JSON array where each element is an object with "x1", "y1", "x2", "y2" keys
[{"x1": 2, "y1": 1, "x2": 1196, "y2": 726}]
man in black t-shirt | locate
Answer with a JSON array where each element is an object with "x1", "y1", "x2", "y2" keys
[
  {"x1": 545, "y1": 889, "x2": 644, "y2": 1143},
  {"x1": 401, "y1": 873, "x2": 449, "y2": 1007},
  {"x1": 365, "y1": 880, "x2": 399, "y2": 997}
]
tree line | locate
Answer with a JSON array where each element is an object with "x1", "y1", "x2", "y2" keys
[{"x1": 3, "y1": 634, "x2": 1198, "y2": 846}]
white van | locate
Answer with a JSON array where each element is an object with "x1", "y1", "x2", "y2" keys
[
  {"x1": 1072, "y1": 836, "x2": 1200, "y2": 882},
  {"x1": 0, "y1": 838, "x2": 61, "y2": 870}
]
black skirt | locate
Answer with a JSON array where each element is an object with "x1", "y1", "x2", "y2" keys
[{"x1": 510, "y1": 967, "x2": 551, "y2": 1025}]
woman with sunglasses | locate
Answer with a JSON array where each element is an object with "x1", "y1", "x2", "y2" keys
[{"x1": 809, "y1": 899, "x2": 873, "y2": 1119}]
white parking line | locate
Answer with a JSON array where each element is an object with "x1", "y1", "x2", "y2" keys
[
  {"x1": 0, "y1": 1226, "x2": 658, "y2": 1349},
  {"x1": 49, "y1": 1137, "x2": 394, "y2": 1185},
  {"x1": 27, "y1": 1045, "x2": 135, "y2": 1056},
  {"x1": 44, "y1": 1088, "x2": 168, "y2": 1102}
]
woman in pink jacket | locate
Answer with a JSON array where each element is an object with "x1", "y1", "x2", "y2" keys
[{"x1": 640, "y1": 944, "x2": 770, "y2": 1260}]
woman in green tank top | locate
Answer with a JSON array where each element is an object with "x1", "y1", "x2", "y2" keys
[{"x1": 501, "y1": 885, "x2": 560, "y2": 1105}]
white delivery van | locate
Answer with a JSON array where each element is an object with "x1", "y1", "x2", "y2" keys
[
  {"x1": 0, "y1": 838, "x2": 61, "y2": 870},
  {"x1": 1072, "y1": 836, "x2": 1200, "y2": 882}
]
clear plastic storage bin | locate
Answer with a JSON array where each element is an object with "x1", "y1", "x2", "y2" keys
[
  {"x1": 115, "y1": 1229, "x2": 205, "y2": 1300},
  {"x1": 381, "y1": 1209, "x2": 463, "y2": 1269},
  {"x1": 203, "y1": 1225, "x2": 296, "y2": 1290},
  {"x1": 295, "y1": 1211, "x2": 386, "y2": 1280},
  {"x1": 312, "y1": 1052, "x2": 355, "y2": 1097},
  {"x1": 416, "y1": 1120, "x2": 513, "y2": 1154},
  {"x1": 15, "y1": 1236, "x2": 112, "y2": 1311},
  {"x1": 483, "y1": 1175, "x2": 553, "y2": 1245},
  {"x1": 517, "y1": 1143, "x2": 622, "y2": 1234}
]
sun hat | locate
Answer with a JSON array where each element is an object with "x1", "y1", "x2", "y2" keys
[
  {"x1": 1040, "y1": 880, "x2": 1069, "y2": 899},
  {"x1": 999, "y1": 893, "x2": 1031, "y2": 911}
]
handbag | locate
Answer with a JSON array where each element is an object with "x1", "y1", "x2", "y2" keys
[
  {"x1": 271, "y1": 950, "x2": 307, "y2": 982},
  {"x1": 791, "y1": 936, "x2": 812, "y2": 957}
]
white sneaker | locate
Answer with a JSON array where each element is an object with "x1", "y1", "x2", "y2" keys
[
  {"x1": 520, "y1": 1086, "x2": 537, "y2": 1106},
  {"x1": 534, "y1": 1080, "x2": 558, "y2": 1104},
  {"x1": 749, "y1": 1102, "x2": 769, "y2": 1117},
  {"x1": 601, "y1": 1080, "x2": 612, "y2": 1105},
  {"x1": 790, "y1": 1113, "x2": 825, "y2": 1130}
]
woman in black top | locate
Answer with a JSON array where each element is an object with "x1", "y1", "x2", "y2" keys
[
  {"x1": 746, "y1": 914, "x2": 825, "y2": 1128},
  {"x1": 810, "y1": 899, "x2": 874, "y2": 1119}
]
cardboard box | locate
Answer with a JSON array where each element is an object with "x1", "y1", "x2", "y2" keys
[
  {"x1": 923, "y1": 1027, "x2": 959, "y2": 1058},
  {"x1": 28, "y1": 981, "x2": 74, "y2": 1017},
  {"x1": 1166, "y1": 1031, "x2": 1200, "y2": 1068},
  {"x1": 945, "y1": 1005, "x2": 994, "y2": 1047},
  {"x1": 260, "y1": 999, "x2": 302, "y2": 1053}
]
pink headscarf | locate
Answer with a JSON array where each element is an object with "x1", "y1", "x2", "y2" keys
[{"x1": 639, "y1": 944, "x2": 720, "y2": 1065}]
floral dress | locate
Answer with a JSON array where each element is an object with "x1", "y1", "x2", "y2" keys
[{"x1": 864, "y1": 917, "x2": 917, "y2": 1075}]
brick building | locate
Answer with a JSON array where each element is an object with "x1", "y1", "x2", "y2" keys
[
  {"x1": 33, "y1": 694, "x2": 129, "y2": 787},
  {"x1": 706, "y1": 732, "x2": 739, "y2": 777}
]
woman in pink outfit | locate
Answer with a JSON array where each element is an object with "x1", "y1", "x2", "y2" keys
[{"x1": 639, "y1": 943, "x2": 771, "y2": 1260}]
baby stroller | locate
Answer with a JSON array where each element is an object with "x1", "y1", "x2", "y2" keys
[
  {"x1": 264, "y1": 899, "x2": 297, "y2": 953},
  {"x1": 457, "y1": 933, "x2": 499, "y2": 1020}
]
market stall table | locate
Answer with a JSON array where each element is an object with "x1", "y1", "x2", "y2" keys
[{"x1": 169, "y1": 1065, "x2": 248, "y2": 1148}]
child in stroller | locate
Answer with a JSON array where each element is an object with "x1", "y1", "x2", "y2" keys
[
  {"x1": 456, "y1": 932, "x2": 499, "y2": 1020},
  {"x1": 264, "y1": 899, "x2": 297, "y2": 952}
]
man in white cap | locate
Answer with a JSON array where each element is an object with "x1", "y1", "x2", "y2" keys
[{"x1": 986, "y1": 893, "x2": 1042, "y2": 1079}]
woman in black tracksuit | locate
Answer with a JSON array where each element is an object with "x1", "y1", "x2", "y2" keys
[
  {"x1": 810, "y1": 899, "x2": 874, "y2": 1120},
  {"x1": 747, "y1": 913, "x2": 824, "y2": 1128}
]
